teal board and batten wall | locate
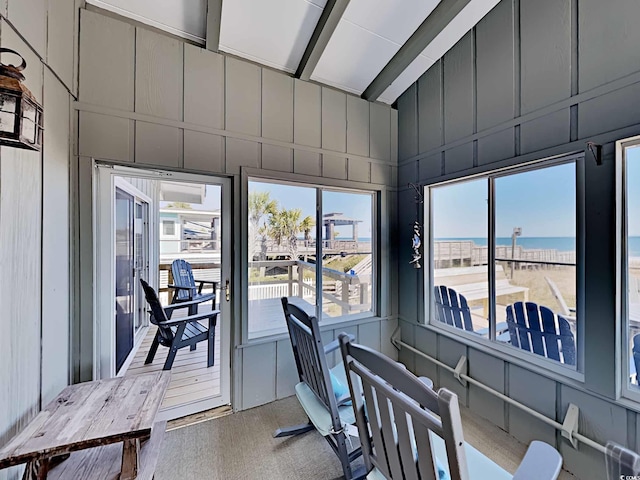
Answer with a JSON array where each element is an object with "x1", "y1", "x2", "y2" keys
[
  {"x1": 395, "y1": 0, "x2": 640, "y2": 478},
  {"x1": 0, "y1": 1, "x2": 77, "y2": 480},
  {"x1": 74, "y1": 9, "x2": 399, "y2": 412}
]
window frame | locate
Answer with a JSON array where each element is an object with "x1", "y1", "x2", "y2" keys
[
  {"x1": 617, "y1": 135, "x2": 640, "y2": 401},
  {"x1": 424, "y1": 152, "x2": 584, "y2": 379},
  {"x1": 161, "y1": 219, "x2": 175, "y2": 236},
  {"x1": 242, "y1": 170, "x2": 382, "y2": 343}
]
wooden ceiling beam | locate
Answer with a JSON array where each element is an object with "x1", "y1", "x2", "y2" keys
[
  {"x1": 295, "y1": 0, "x2": 350, "y2": 81},
  {"x1": 361, "y1": 0, "x2": 471, "y2": 101}
]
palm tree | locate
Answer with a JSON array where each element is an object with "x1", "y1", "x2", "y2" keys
[
  {"x1": 300, "y1": 215, "x2": 315, "y2": 247},
  {"x1": 267, "y1": 208, "x2": 314, "y2": 260},
  {"x1": 248, "y1": 191, "x2": 277, "y2": 260}
]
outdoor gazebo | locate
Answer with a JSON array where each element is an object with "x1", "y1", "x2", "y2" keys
[{"x1": 323, "y1": 213, "x2": 362, "y2": 250}]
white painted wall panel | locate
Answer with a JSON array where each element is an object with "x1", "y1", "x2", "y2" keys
[
  {"x1": 79, "y1": 9, "x2": 135, "y2": 111},
  {"x1": 225, "y1": 138, "x2": 260, "y2": 175},
  {"x1": 347, "y1": 157, "x2": 370, "y2": 183},
  {"x1": 242, "y1": 343, "x2": 276, "y2": 409},
  {"x1": 276, "y1": 339, "x2": 298, "y2": 399},
  {"x1": 294, "y1": 80, "x2": 321, "y2": 148},
  {"x1": 135, "y1": 121, "x2": 182, "y2": 168},
  {"x1": 184, "y1": 130, "x2": 224, "y2": 174},
  {"x1": 47, "y1": 0, "x2": 75, "y2": 91},
  {"x1": 136, "y1": 28, "x2": 184, "y2": 121},
  {"x1": 262, "y1": 144, "x2": 293, "y2": 173},
  {"x1": 225, "y1": 57, "x2": 261, "y2": 136},
  {"x1": 184, "y1": 45, "x2": 225, "y2": 129},
  {"x1": 262, "y1": 70, "x2": 294, "y2": 143},
  {"x1": 7, "y1": 0, "x2": 47, "y2": 56},
  {"x1": 321, "y1": 88, "x2": 346, "y2": 152},
  {"x1": 293, "y1": 149, "x2": 321, "y2": 177},
  {"x1": 79, "y1": 111, "x2": 133, "y2": 162},
  {"x1": 346, "y1": 95, "x2": 370, "y2": 157},
  {"x1": 322, "y1": 154, "x2": 346, "y2": 180},
  {"x1": 0, "y1": 148, "x2": 42, "y2": 467},
  {"x1": 42, "y1": 70, "x2": 71, "y2": 405}
]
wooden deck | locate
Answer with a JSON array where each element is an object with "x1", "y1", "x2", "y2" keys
[
  {"x1": 125, "y1": 321, "x2": 221, "y2": 415},
  {"x1": 248, "y1": 297, "x2": 315, "y2": 338}
]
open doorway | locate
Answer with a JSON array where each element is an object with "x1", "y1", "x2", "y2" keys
[{"x1": 95, "y1": 165, "x2": 231, "y2": 420}]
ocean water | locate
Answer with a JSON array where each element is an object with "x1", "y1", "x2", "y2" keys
[{"x1": 436, "y1": 236, "x2": 640, "y2": 256}]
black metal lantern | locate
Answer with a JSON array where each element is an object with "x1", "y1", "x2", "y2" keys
[{"x1": 0, "y1": 48, "x2": 43, "y2": 151}]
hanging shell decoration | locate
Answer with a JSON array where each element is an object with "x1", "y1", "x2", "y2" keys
[{"x1": 410, "y1": 221, "x2": 422, "y2": 269}]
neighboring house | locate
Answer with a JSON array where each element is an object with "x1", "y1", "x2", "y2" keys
[{"x1": 159, "y1": 208, "x2": 221, "y2": 258}]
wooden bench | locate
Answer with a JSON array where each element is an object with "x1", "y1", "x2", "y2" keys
[
  {"x1": 434, "y1": 265, "x2": 529, "y2": 317},
  {"x1": 0, "y1": 372, "x2": 171, "y2": 480}
]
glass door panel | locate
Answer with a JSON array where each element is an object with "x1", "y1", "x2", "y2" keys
[{"x1": 115, "y1": 187, "x2": 134, "y2": 374}]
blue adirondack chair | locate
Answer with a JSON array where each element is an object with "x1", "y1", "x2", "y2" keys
[
  {"x1": 169, "y1": 259, "x2": 216, "y2": 311},
  {"x1": 632, "y1": 334, "x2": 640, "y2": 384},
  {"x1": 506, "y1": 302, "x2": 576, "y2": 365},
  {"x1": 434, "y1": 286, "x2": 508, "y2": 337}
]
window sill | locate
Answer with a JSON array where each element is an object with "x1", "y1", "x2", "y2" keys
[
  {"x1": 239, "y1": 314, "x2": 391, "y2": 348},
  {"x1": 410, "y1": 319, "x2": 585, "y2": 384}
]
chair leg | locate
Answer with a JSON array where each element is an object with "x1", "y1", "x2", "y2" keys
[
  {"x1": 163, "y1": 324, "x2": 185, "y2": 370},
  {"x1": 163, "y1": 345, "x2": 179, "y2": 371},
  {"x1": 335, "y1": 433, "x2": 354, "y2": 480},
  {"x1": 145, "y1": 331, "x2": 161, "y2": 365},
  {"x1": 190, "y1": 344, "x2": 196, "y2": 351}
]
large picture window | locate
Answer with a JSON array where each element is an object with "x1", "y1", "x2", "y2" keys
[
  {"x1": 619, "y1": 139, "x2": 640, "y2": 394},
  {"x1": 247, "y1": 179, "x2": 375, "y2": 339},
  {"x1": 428, "y1": 159, "x2": 578, "y2": 369}
]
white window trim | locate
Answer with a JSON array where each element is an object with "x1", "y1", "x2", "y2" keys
[
  {"x1": 242, "y1": 169, "x2": 383, "y2": 343},
  {"x1": 617, "y1": 134, "x2": 640, "y2": 402},
  {"x1": 424, "y1": 152, "x2": 584, "y2": 379}
]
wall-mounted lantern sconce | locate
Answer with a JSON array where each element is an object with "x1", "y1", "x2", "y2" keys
[{"x1": 0, "y1": 48, "x2": 43, "y2": 151}]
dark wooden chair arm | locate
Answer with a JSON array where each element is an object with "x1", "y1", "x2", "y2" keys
[
  {"x1": 163, "y1": 296, "x2": 211, "y2": 317},
  {"x1": 167, "y1": 284, "x2": 196, "y2": 291},
  {"x1": 159, "y1": 309, "x2": 220, "y2": 327}
]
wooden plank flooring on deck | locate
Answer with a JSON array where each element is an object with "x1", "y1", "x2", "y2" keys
[{"x1": 125, "y1": 323, "x2": 221, "y2": 411}]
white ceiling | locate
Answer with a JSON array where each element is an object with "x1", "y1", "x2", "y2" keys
[
  {"x1": 87, "y1": 0, "x2": 500, "y2": 105},
  {"x1": 310, "y1": 0, "x2": 441, "y2": 98},
  {"x1": 219, "y1": 0, "x2": 327, "y2": 73},
  {"x1": 87, "y1": 0, "x2": 208, "y2": 43}
]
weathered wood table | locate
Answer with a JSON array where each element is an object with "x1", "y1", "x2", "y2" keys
[{"x1": 0, "y1": 371, "x2": 171, "y2": 480}]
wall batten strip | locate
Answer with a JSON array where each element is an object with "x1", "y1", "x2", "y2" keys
[
  {"x1": 570, "y1": 0, "x2": 578, "y2": 96},
  {"x1": 513, "y1": 0, "x2": 521, "y2": 119}
]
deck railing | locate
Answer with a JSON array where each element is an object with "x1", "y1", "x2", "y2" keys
[
  {"x1": 434, "y1": 241, "x2": 576, "y2": 268},
  {"x1": 249, "y1": 259, "x2": 371, "y2": 315},
  {"x1": 157, "y1": 259, "x2": 371, "y2": 315}
]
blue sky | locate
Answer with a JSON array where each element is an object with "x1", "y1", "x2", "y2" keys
[
  {"x1": 627, "y1": 146, "x2": 640, "y2": 236},
  {"x1": 250, "y1": 181, "x2": 373, "y2": 239},
  {"x1": 432, "y1": 162, "x2": 576, "y2": 238}
]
